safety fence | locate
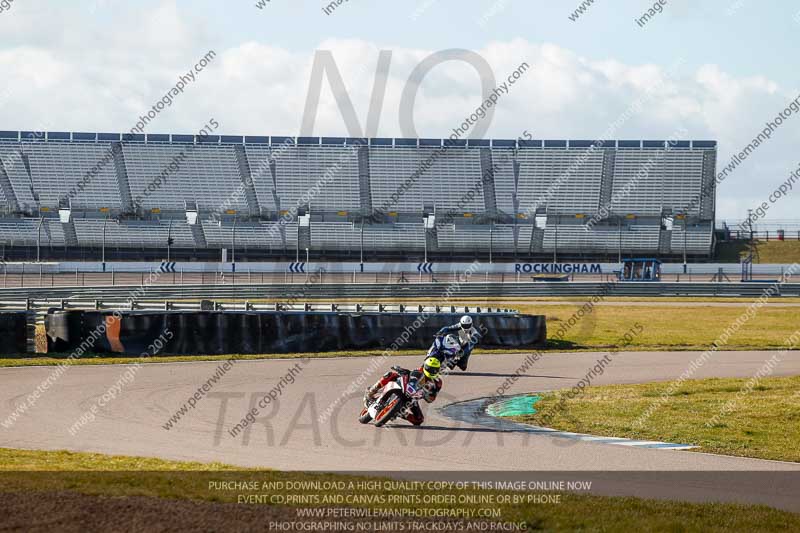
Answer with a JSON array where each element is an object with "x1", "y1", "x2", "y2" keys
[{"x1": 0, "y1": 281, "x2": 798, "y2": 303}]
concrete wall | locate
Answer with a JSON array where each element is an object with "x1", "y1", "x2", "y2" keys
[{"x1": 5, "y1": 261, "x2": 798, "y2": 276}]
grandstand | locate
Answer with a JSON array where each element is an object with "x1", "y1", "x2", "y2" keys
[{"x1": 0, "y1": 131, "x2": 717, "y2": 261}]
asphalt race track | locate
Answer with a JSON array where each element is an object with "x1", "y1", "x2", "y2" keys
[{"x1": 2, "y1": 351, "x2": 799, "y2": 511}]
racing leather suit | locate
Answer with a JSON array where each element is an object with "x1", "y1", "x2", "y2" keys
[
  {"x1": 366, "y1": 366, "x2": 442, "y2": 425},
  {"x1": 435, "y1": 323, "x2": 480, "y2": 370}
]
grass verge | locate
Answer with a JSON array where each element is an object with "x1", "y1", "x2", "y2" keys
[
  {"x1": 507, "y1": 375, "x2": 800, "y2": 462},
  {"x1": 0, "y1": 447, "x2": 797, "y2": 531},
  {"x1": 717, "y1": 239, "x2": 800, "y2": 263}
]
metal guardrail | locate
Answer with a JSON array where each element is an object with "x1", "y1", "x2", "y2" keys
[
  {"x1": 0, "y1": 281, "x2": 798, "y2": 302},
  {"x1": 0, "y1": 300, "x2": 518, "y2": 314}
]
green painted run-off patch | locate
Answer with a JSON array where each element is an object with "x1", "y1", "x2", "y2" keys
[{"x1": 487, "y1": 395, "x2": 540, "y2": 417}]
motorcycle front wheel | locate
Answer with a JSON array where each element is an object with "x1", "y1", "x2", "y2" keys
[
  {"x1": 358, "y1": 407, "x2": 373, "y2": 424},
  {"x1": 373, "y1": 390, "x2": 405, "y2": 427}
]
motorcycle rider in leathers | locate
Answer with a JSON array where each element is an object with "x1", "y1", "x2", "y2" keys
[
  {"x1": 434, "y1": 315, "x2": 480, "y2": 371},
  {"x1": 363, "y1": 357, "x2": 442, "y2": 425}
]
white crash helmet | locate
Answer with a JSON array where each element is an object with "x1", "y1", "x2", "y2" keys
[
  {"x1": 443, "y1": 334, "x2": 460, "y2": 355},
  {"x1": 459, "y1": 315, "x2": 473, "y2": 329}
]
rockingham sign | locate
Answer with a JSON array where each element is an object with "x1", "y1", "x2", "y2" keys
[
  {"x1": 514, "y1": 263, "x2": 603, "y2": 274},
  {"x1": 2, "y1": 261, "x2": 609, "y2": 275}
]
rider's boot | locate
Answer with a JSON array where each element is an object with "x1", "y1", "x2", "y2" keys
[
  {"x1": 363, "y1": 384, "x2": 380, "y2": 406},
  {"x1": 404, "y1": 404, "x2": 424, "y2": 426}
]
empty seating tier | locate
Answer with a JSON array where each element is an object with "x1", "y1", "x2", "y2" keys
[
  {"x1": 0, "y1": 133, "x2": 717, "y2": 257},
  {"x1": 123, "y1": 144, "x2": 248, "y2": 212}
]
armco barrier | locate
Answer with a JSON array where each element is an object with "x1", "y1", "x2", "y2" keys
[
  {"x1": 45, "y1": 310, "x2": 546, "y2": 356},
  {"x1": 0, "y1": 312, "x2": 28, "y2": 354},
  {"x1": 4, "y1": 281, "x2": 800, "y2": 301}
]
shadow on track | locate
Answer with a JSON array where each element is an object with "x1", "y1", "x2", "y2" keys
[
  {"x1": 445, "y1": 371, "x2": 577, "y2": 379},
  {"x1": 386, "y1": 424, "x2": 530, "y2": 434}
]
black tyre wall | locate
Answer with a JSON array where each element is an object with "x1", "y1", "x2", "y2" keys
[
  {"x1": 44, "y1": 310, "x2": 546, "y2": 356},
  {"x1": 0, "y1": 312, "x2": 29, "y2": 354}
]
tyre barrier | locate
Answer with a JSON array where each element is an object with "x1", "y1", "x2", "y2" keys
[
  {"x1": 44, "y1": 310, "x2": 546, "y2": 356},
  {"x1": 0, "y1": 312, "x2": 28, "y2": 354},
  {"x1": 45, "y1": 310, "x2": 547, "y2": 355}
]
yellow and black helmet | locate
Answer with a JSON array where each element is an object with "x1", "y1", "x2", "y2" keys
[{"x1": 422, "y1": 356, "x2": 442, "y2": 379}]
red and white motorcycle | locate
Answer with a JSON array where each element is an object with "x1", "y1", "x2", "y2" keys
[{"x1": 358, "y1": 368, "x2": 425, "y2": 427}]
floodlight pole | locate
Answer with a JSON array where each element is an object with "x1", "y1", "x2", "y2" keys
[
  {"x1": 232, "y1": 217, "x2": 237, "y2": 265},
  {"x1": 36, "y1": 217, "x2": 43, "y2": 263},
  {"x1": 489, "y1": 224, "x2": 493, "y2": 264},
  {"x1": 423, "y1": 216, "x2": 428, "y2": 263},
  {"x1": 166, "y1": 219, "x2": 172, "y2": 263},
  {"x1": 683, "y1": 217, "x2": 688, "y2": 271},
  {"x1": 553, "y1": 214, "x2": 558, "y2": 264},
  {"x1": 102, "y1": 217, "x2": 108, "y2": 264}
]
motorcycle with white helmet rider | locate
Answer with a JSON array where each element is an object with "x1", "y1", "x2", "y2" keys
[{"x1": 430, "y1": 315, "x2": 480, "y2": 371}]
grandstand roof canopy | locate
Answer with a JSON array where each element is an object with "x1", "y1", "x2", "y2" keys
[{"x1": 0, "y1": 130, "x2": 717, "y2": 150}]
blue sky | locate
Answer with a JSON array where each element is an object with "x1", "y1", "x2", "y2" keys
[
  {"x1": 228, "y1": 0, "x2": 798, "y2": 85},
  {"x1": 187, "y1": 0, "x2": 799, "y2": 90},
  {"x1": 0, "y1": 0, "x2": 798, "y2": 222}
]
